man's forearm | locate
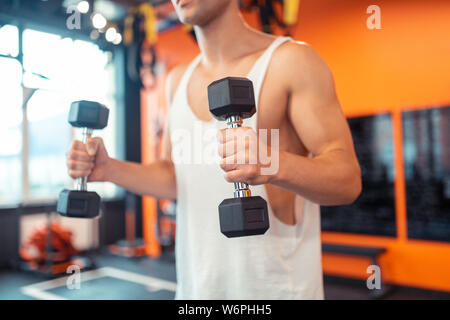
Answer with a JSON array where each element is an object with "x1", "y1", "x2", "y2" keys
[
  {"x1": 270, "y1": 150, "x2": 361, "y2": 206},
  {"x1": 105, "y1": 159, "x2": 177, "y2": 200}
]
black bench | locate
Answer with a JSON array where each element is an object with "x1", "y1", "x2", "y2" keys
[{"x1": 322, "y1": 243, "x2": 390, "y2": 299}]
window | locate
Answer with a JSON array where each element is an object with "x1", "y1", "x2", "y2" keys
[
  {"x1": 0, "y1": 24, "x2": 19, "y2": 57},
  {"x1": 403, "y1": 106, "x2": 450, "y2": 242},
  {"x1": 0, "y1": 26, "x2": 119, "y2": 206},
  {"x1": 0, "y1": 57, "x2": 23, "y2": 204},
  {"x1": 321, "y1": 113, "x2": 396, "y2": 236}
]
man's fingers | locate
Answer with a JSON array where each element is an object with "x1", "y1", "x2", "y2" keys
[
  {"x1": 86, "y1": 138, "x2": 100, "y2": 156},
  {"x1": 67, "y1": 159, "x2": 94, "y2": 171},
  {"x1": 68, "y1": 169, "x2": 91, "y2": 179},
  {"x1": 67, "y1": 149, "x2": 93, "y2": 161},
  {"x1": 217, "y1": 129, "x2": 227, "y2": 143},
  {"x1": 218, "y1": 140, "x2": 237, "y2": 158},
  {"x1": 217, "y1": 138, "x2": 252, "y2": 158},
  {"x1": 224, "y1": 166, "x2": 259, "y2": 184},
  {"x1": 224, "y1": 169, "x2": 248, "y2": 184},
  {"x1": 72, "y1": 140, "x2": 86, "y2": 151},
  {"x1": 219, "y1": 157, "x2": 238, "y2": 172},
  {"x1": 216, "y1": 127, "x2": 253, "y2": 143}
]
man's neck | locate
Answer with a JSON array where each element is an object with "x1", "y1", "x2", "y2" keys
[{"x1": 194, "y1": 7, "x2": 255, "y2": 69}]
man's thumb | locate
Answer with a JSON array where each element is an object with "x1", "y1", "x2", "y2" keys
[{"x1": 86, "y1": 138, "x2": 99, "y2": 156}]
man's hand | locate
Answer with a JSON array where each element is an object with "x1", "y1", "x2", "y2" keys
[
  {"x1": 66, "y1": 137, "x2": 111, "y2": 182},
  {"x1": 217, "y1": 127, "x2": 275, "y2": 186}
]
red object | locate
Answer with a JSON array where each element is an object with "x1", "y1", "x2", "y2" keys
[{"x1": 20, "y1": 222, "x2": 78, "y2": 264}]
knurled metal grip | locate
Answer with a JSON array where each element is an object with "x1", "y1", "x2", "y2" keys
[
  {"x1": 226, "y1": 115, "x2": 252, "y2": 198},
  {"x1": 76, "y1": 127, "x2": 93, "y2": 191}
]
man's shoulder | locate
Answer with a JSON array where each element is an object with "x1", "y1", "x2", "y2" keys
[
  {"x1": 277, "y1": 39, "x2": 313, "y2": 55},
  {"x1": 274, "y1": 40, "x2": 328, "y2": 73},
  {"x1": 272, "y1": 39, "x2": 333, "y2": 89}
]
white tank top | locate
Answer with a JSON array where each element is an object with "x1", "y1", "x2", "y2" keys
[{"x1": 169, "y1": 36, "x2": 324, "y2": 299}]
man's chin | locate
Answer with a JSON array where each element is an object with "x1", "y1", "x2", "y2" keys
[
  {"x1": 179, "y1": 14, "x2": 207, "y2": 27},
  {"x1": 175, "y1": 1, "x2": 225, "y2": 27},
  {"x1": 175, "y1": 8, "x2": 196, "y2": 25}
]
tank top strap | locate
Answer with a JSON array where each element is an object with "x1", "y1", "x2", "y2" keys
[
  {"x1": 172, "y1": 54, "x2": 202, "y2": 105},
  {"x1": 173, "y1": 36, "x2": 291, "y2": 110},
  {"x1": 248, "y1": 36, "x2": 292, "y2": 106}
]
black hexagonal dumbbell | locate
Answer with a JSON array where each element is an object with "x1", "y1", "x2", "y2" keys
[
  {"x1": 57, "y1": 100, "x2": 109, "y2": 218},
  {"x1": 208, "y1": 77, "x2": 270, "y2": 238}
]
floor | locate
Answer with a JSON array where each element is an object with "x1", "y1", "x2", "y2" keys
[{"x1": 0, "y1": 251, "x2": 449, "y2": 300}]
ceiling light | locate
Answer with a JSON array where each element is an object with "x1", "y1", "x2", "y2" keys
[
  {"x1": 92, "y1": 13, "x2": 107, "y2": 29},
  {"x1": 77, "y1": 1, "x2": 89, "y2": 14},
  {"x1": 105, "y1": 27, "x2": 117, "y2": 42}
]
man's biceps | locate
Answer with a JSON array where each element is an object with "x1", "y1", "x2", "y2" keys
[
  {"x1": 296, "y1": 119, "x2": 349, "y2": 155},
  {"x1": 317, "y1": 139, "x2": 352, "y2": 157},
  {"x1": 304, "y1": 135, "x2": 345, "y2": 156}
]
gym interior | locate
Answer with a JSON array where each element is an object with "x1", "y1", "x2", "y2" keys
[{"x1": 0, "y1": 0, "x2": 449, "y2": 301}]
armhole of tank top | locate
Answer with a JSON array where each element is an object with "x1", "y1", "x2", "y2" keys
[
  {"x1": 167, "y1": 63, "x2": 191, "y2": 108},
  {"x1": 166, "y1": 57, "x2": 201, "y2": 132}
]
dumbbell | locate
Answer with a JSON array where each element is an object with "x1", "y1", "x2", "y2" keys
[
  {"x1": 208, "y1": 77, "x2": 270, "y2": 238},
  {"x1": 57, "y1": 100, "x2": 109, "y2": 218}
]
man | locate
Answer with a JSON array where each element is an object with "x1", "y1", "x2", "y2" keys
[{"x1": 67, "y1": 0, "x2": 361, "y2": 299}]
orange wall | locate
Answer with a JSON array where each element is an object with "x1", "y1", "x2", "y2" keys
[
  {"x1": 244, "y1": 0, "x2": 450, "y2": 115},
  {"x1": 141, "y1": 0, "x2": 450, "y2": 291}
]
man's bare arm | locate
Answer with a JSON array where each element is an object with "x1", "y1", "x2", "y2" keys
[
  {"x1": 106, "y1": 65, "x2": 188, "y2": 199},
  {"x1": 67, "y1": 65, "x2": 187, "y2": 200},
  {"x1": 104, "y1": 158, "x2": 176, "y2": 199},
  {"x1": 271, "y1": 43, "x2": 361, "y2": 205}
]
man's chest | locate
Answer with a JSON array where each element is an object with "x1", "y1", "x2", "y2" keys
[{"x1": 186, "y1": 67, "x2": 289, "y2": 130}]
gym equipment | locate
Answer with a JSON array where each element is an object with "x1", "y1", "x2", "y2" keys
[
  {"x1": 240, "y1": 1, "x2": 290, "y2": 35},
  {"x1": 156, "y1": 198, "x2": 176, "y2": 247},
  {"x1": 20, "y1": 221, "x2": 78, "y2": 265},
  {"x1": 57, "y1": 100, "x2": 109, "y2": 218},
  {"x1": 207, "y1": 77, "x2": 270, "y2": 238},
  {"x1": 109, "y1": 192, "x2": 147, "y2": 257},
  {"x1": 18, "y1": 205, "x2": 97, "y2": 276}
]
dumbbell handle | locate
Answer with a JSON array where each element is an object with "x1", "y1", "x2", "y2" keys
[
  {"x1": 76, "y1": 127, "x2": 94, "y2": 191},
  {"x1": 226, "y1": 115, "x2": 252, "y2": 198}
]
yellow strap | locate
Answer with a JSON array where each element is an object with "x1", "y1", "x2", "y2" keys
[
  {"x1": 139, "y1": 3, "x2": 158, "y2": 45},
  {"x1": 124, "y1": 14, "x2": 134, "y2": 45},
  {"x1": 283, "y1": 0, "x2": 300, "y2": 25}
]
